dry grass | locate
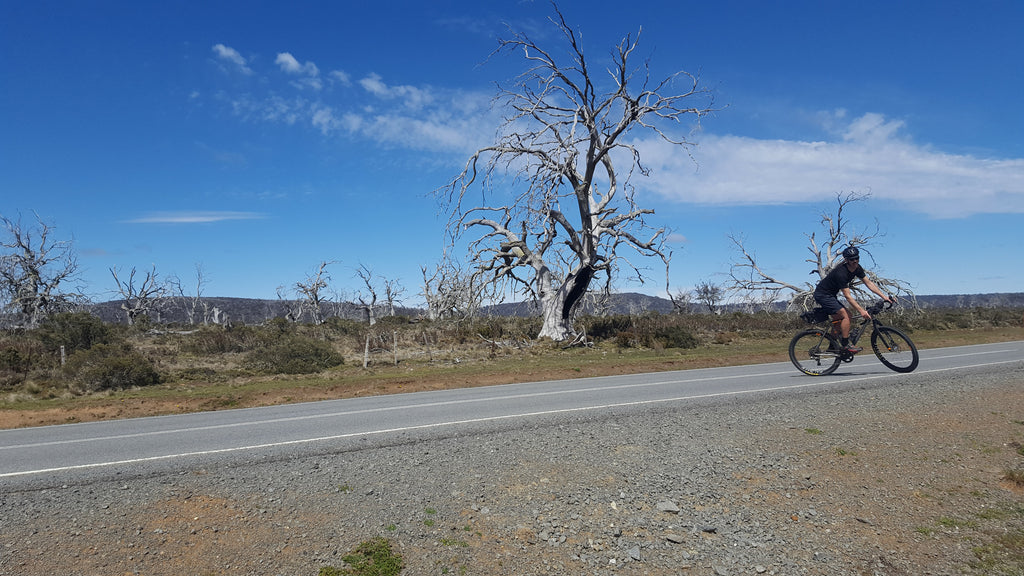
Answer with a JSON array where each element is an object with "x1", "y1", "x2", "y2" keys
[{"x1": 1, "y1": 318, "x2": 1021, "y2": 429}]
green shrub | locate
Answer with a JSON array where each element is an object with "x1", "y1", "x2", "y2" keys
[
  {"x1": 584, "y1": 315, "x2": 633, "y2": 341},
  {"x1": 322, "y1": 316, "x2": 367, "y2": 337},
  {"x1": 374, "y1": 315, "x2": 412, "y2": 328},
  {"x1": 0, "y1": 336, "x2": 53, "y2": 388},
  {"x1": 0, "y1": 345, "x2": 22, "y2": 373},
  {"x1": 615, "y1": 331, "x2": 640, "y2": 348},
  {"x1": 37, "y1": 311, "x2": 112, "y2": 355},
  {"x1": 243, "y1": 335, "x2": 343, "y2": 374},
  {"x1": 63, "y1": 343, "x2": 161, "y2": 393},
  {"x1": 467, "y1": 316, "x2": 541, "y2": 342},
  {"x1": 654, "y1": 325, "x2": 700, "y2": 349},
  {"x1": 1, "y1": 339, "x2": 42, "y2": 388},
  {"x1": 320, "y1": 537, "x2": 403, "y2": 576}
]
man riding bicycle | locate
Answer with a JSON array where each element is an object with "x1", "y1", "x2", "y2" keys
[{"x1": 813, "y1": 246, "x2": 892, "y2": 353}]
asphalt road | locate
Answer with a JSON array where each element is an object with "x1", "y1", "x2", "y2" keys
[{"x1": 2, "y1": 340, "x2": 1021, "y2": 490}]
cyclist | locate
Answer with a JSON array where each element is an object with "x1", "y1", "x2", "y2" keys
[{"x1": 813, "y1": 246, "x2": 892, "y2": 353}]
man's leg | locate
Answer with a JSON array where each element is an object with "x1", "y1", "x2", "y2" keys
[
  {"x1": 815, "y1": 292, "x2": 859, "y2": 351},
  {"x1": 833, "y1": 308, "x2": 851, "y2": 338},
  {"x1": 832, "y1": 309, "x2": 861, "y2": 353}
]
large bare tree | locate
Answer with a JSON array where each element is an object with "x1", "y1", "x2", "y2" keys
[
  {"x1": 0, "y1": 213, "x2": 82, "y2": 327},
  {"x1": 728, "y1": 192, "x2": 914, "y2": 310},
  {"x1": 437, "y1": 9, "x2": 713, "y2": 341},
  {"x1": 110, "y1": 265, "x2": 168, "y2": 325}
]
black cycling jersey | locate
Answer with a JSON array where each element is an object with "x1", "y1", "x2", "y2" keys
[{"x1": 815, "y1": 261, "x2": 866, "y2": 296}]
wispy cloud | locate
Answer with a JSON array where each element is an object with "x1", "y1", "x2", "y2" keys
[
  {"x1": 275, "y1": 52, "x2": 322, "y2": 90},
  {"x1": 212, "y1": 48, "x2": 494, "y2": 152},
  {"x1": 329, "y1": 70, "x2": 352, "y2": 86},
  {"x1": 636, "y1": 112, "x2": 1024, "y2": 218},
  {"x1": 203, "y1": 46, "x2": 1024, "y2": 219},
  {"x1": 125, "y1": 211, "x2": 266, "y2": 224},
  {"x1": 359, "y1": 73, "x2": 433, "y2": 109},
  {"x1": 211, "y1": 43, "x2": 252, "y2": 75}
]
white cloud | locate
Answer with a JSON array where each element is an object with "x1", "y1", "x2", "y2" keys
[
  {"x1": 276, "y1": 52, "x2": 319, "y2": 76},
  {"x1": 359, "y1": 73, "x2": 433, "y2": 109},
  {"x1": 224, "y1": 92, "x2": 301, "y2": 126},
  {"x1": 311, "y1": 105, "x2": 362, "y2": 135},
  {"x1": 330, "y1": 70, "x2": 352, "y2": 86},
  {"x1": 211, "y1": 44, "x2": 252, "y2": 75},
  {"x1": 635, "y1": 113, "x2": 1024, "y2": 218},
  {"x1": 275, "y1": 52, "x2": 322, "y2": 90},
  {"x1": 208, "y1": 44, "x2": 493, "y2": 152},
  {"x1": 125, "y1": 211, "x2": 266, "y2": 224}
]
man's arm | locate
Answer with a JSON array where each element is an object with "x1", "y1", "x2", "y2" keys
[
  {"x1": 863, "y1": 276, "x2": 893, "y2": 303},
  {"x1": 841, "y1": 287, "x2": 868, "y2": 318}
]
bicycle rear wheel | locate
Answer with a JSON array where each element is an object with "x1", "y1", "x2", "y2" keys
[
  {"x1": 870, "y1": 326, "x2": 919, "y2": 373},
  {"x1": 789, "y1": 329, "x2": 841, "y2": 376}
]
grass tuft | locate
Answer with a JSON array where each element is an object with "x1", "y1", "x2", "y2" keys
[
  {"x1": 320, "y1": 537, "x2": 403, "y2": 576},
  {"x1": 1002, "y1": 469, "x2": 1024, "y2": 488}
]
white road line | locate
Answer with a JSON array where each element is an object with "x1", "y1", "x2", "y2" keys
[
  {"x1": 0, "y1": 369, "x2": 794, "y2": 450},
  {"x1": 3, "y1": 357, "x2": 1020, "y2": 479},
  {"x1": 922, "y1": 349, "x2": 1015, "y2": 360},
  {"x1": 2, "y1": 347, "x2": 1018, "y2": 451}
]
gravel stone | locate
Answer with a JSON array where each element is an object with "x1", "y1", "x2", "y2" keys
[{"x1": 1, "y1": 365, "x2": 1023, "y2": 575}]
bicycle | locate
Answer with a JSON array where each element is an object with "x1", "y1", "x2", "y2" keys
[{"x1": 789, "y1": 300, "x2": 919, "y2": 376}]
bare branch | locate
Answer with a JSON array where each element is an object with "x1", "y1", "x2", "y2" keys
[
  {"x1": 727, "y1": 192, "x2": 915, "y2": 311},
  {"x1": 434, "y1": 9, "x2": 714, "y2": 340},
  {"x1": 294, "y1": 261, "x2": 335, "y2": 325},
  {"x1": 110, "y1": 265, "x2": 167, "y2": 325}
]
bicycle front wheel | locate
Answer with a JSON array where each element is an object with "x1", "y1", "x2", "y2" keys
[
  {"x1": 871, "y1": 327, "x2": 919, "y2": 373},
  {"x1": 789, "y1": 329, "x2": 841, "y2": 376}
]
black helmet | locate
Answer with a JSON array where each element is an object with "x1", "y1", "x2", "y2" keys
[{"x1": 842, "y1": 246, "x2": 860, "y2": 260}]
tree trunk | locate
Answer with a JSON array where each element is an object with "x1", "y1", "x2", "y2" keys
[{"x1": 537, "y1": 265, "x2": 594, "y2": 341}]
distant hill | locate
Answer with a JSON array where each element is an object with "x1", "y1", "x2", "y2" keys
[
  {"x1": 911, "y1": 293, "x2": 1024, "y2": 308},
  {"x1": 481, "y1": 292, "x2": 1024, "y2": 317},
  {"x1": 86, "y1": 292, "x2": 1024, "y2": 325}
]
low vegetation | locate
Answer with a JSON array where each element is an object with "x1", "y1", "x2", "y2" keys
[
  {"x1": 0, "y1": 306, "x2": 1021, "y2": 422},
  {"x1": 320, "y1": 537, "x2": 403, "y2": 576}
]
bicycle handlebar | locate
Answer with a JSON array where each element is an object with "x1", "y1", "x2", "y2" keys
[{"x1": 865, "y1": 299, "x2": 894, "y2": 316}]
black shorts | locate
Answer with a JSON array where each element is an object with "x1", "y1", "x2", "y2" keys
[{"x1": 813, "y1": 291, "x2": 844, "y2": 315}]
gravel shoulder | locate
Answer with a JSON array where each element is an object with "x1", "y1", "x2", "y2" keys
[{"x1": 2, "y1": 364, "x2": 1023, "y2": 576}]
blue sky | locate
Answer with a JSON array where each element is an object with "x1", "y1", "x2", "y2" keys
[{"x1": 2, "y1": 0, "x2": 1022, "y2": 306}]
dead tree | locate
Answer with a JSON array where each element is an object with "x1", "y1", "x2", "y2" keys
[
  {"x1": 383, "y1": 277, "x2": 405, "y2": 317},
  {"x1": 169, "y1": 263, "x2": 207, "y2": 326},
  {"x1": 0, "y1": 213, "x2": 82, "y2": 327},
  {"x1": 436, "y1": 7, "x2": 714, "y2": 341},
  {"x1": 420, "y1": 261, "x2": 484, "y2": 321},
  {"x1": 355, "y1": 264, "x2": 379, "y2": 326},
  {"x1": 728, "y1": 192, "x2": 915, "y2": 310},
  {"x1": 110, "y1": 265, "x2": 167, "y2": 325},
  {"x1": 666, "y1": 287, "x2": 692, "y2": 315},
  {"x1": 695, "y1": 280, "x2": 724, "y2": 314},
  {"x1": 277, "y1": 285, "x2": 304, "y2": 323},
  {"x1": 295, "y1": 261, "x2": 334, "y2": 325}
]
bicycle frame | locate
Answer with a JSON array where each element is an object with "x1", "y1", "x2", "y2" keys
[{"x1": 831, "y1": 312, "x2": 879, "y2": 348}]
